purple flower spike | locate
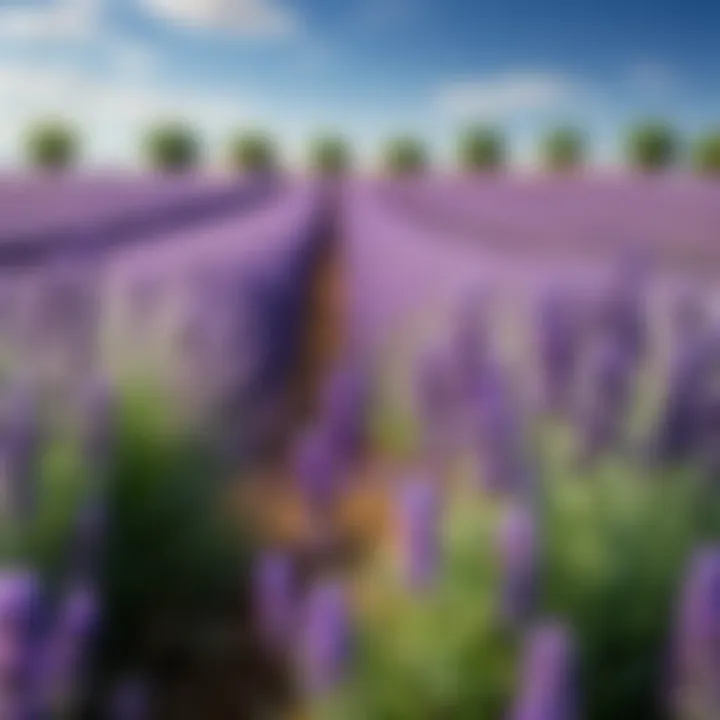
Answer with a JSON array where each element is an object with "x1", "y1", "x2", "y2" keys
[
  {"x1": 673, "y1": 547, "x2": 720, "y2": 716},
  {"x1": 512, "y1": 621, "x2": 578, "y2": 720},
  {"x1": 452, "y1": 289, "x2": 493, "y2": 394},
  {"x1": 498, "y1": 504, "x2": 537, "y2": 624},
  {"x1": 396, "y1": 476, "x2": 440, "y2": 590},
  {"x1": 81, "y1": 376, "x2": 117, "y2": 483},
  {"x1": 474, "y1": 378, "x2": 529, "y2": 496},
  {"x1": 320, "y1": 365, "x2": 369, "y2": 463},
  {"x1": 0, "y1": 570, "x2": 42, "y2": 707},
  {"x1": 37, "y1": 584, "x2": 100, "y2": 717},
  {"x1": 300, "y1": 579, "x2": 351, "y2": 696},
  {"x1": 0, "y1": 383, "x2": 41, "y2": 522},
  {"x1": 415, "y1": 348, "x2": 458, "y2": 462},
  {"x1": 110, "y1": 677, "x2": 149, "y2": 720},
  {"x1": 579, "y1": 339, "x2": 633, "y2": 461},
  {"x1": 254, "y1": 552, "x2": 296, "y2": 650},
  {"x1": 536, "y1": 287, "x2": 580, "y2": 415},
  {"x1": 293, "y1": 426, "x2": 339, "y2": 521}
]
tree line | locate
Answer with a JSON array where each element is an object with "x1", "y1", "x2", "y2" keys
[{"x1": 20, "y1": 119, "x2": 720, "y2": 176}]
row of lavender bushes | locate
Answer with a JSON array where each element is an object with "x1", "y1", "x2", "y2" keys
[
  {"x1": 0, "y1": 376, "x2": 275, "y2": 718},
  {"x1": 20, "y1": 119, "x2": 720, "y2": 175},
  {"x1": 253, "y1": 255, "x2": 720, "y2": 719}
]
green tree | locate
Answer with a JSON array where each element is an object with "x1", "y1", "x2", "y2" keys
[
  {"x1": 25, "y1": 119, "x2": 79, "y2": 171},
  {"x1": 143, "y1": 122, "x2": 200, "y2": 172},
  {"x1": 310, "y1": 135, "x2": 351, "y2": 177},
  {"x1": 692, "y1": 131, "x2": 720, "y2": 175},
  {"x1": 541, "y1": 126, "x2": 585, "y2": 171},
  {"x1": 383, "y1": 136, "x2": 428, "y2": 176},
  {"x1": 625, "y1": 121, "x2": 679, "y2": 172},
  {"x1": 229, "y1": 130, "x2": 278, "y2": 174},
  {"x1": 458, "y1": 125, "x2": 505, "y2": 171}
]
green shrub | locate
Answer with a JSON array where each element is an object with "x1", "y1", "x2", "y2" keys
[
  {"x1": 24, "y1": 120, "x2": 79, "y2": 170},
  {"x1": 143, "y1": 122, "x2": 200, "y2": 172},
  {"x1": 692, "y1": 131, "x2": 720, "y2": 175},
  {"x1": 458, "y1": 125, "x2": 505, "y2": 172},
  {"x1": 383, "y1": 137, "x2": 428, "y2": 176},
  {"x1": 0, "y1": 383, "x2": 254, "y2": 711},
  {"x1": 310, "y1": 135, "x2": 352, "y2": 177},
  {"x1": 541, "y1": 127, "x2": 585, "y2": 171},
  {"x1": 624, "y1": 122, "x2": 680, "y2": 172},
  {"x1": 229, "y1": 131, "x2": 278, "y2": 174}
]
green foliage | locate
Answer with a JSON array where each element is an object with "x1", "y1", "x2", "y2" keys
[
  {"x1": 458, "y1": 126, "x2": 505, "y2": 172},
  {"x1": 143, "y1": 122, "x2": 200, "y2": 172},
  {"x1": 311, "y1": 135, "x2": 352, "y2": 177},
  {"x1": 0, "y1": 384, "x2": 251, "y2": 705},
  {"x1": 229, "y1": 130, "x2": 278, "y2": 174},
  {"x1": 541, "y1": 126, "x2": 585, "y2": 171},
  {"x1": 383, "y1": 136, "x2": 428, "y2": 176},
  {"x1": 692, "y1": 131, "x2": 720, "y2": 175},
  {"x1": 625, "y1": 122, "x2": 680, "y2": 172},
  {"x1": 317, "y1": 419, "x2": 720, "y2": 720},
  {"x1": 24, "y1": 120, "x2": 79, "y2": 170}
]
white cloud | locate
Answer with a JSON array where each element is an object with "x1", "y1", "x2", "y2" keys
[
  {"x1": 436, "y1": 72, "x2": 577, "y2": 119},
  {"x1": 140, "y1": 0, "x2": 299, "y2": 37},
  {"x1": 0, "y1": 0, "x2": 101, "y2": 41}
]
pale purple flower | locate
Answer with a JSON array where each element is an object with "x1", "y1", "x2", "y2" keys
[
  {"x1": 511, "y1": 621, "x2": 578, "y2": 720},
  {"x1": 396, "y1": 476, "x2": 440, "y2": 590},
  {"x1": 498, "y1": 504, "x2": 537, "y2": 624},
  {"x1": 672, "y1": 547, "x2": 720, "y2": 716},
  {"x1": 254, "y1": 552, "x2": 296, "y2": 650},
  {"x1": 300, "y1": 579, "x2": 351, "y2": 695}
]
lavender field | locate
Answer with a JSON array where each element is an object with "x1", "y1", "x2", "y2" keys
[{"x1": 0, "y1": 171, "x2": 720, "y2": 719}]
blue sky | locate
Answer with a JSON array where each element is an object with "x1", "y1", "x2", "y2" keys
[{"x1": 0, "y1": 0, "x2": 718, "y2": 167}]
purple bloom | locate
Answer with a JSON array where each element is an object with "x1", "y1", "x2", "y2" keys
[
  {"x1": 672, "y1": 547, "x2": 720, "y2": 715},
  {"x1": 300, "y1": 579, "x2": 351, "y2": 695},
  {"x1": 599, "y1": 259, "x2": 649, "y2": 367},
  {"x1": 414, "y1": 347, "x2": 458, "y2": 463},
  {"x1": 511, "y1": 621, "x2": 578, "y2": 720},
  {"x1": 452, "y1": 290, "x2": 493, "y2": 395},
  {"x1": 474, "y1": 377, "x2": 529, "y2": 495},
  {"x1": 293, "y1": 425, "x2": 340, "y2": 521},
  {"x1": 110, "y1": 677, "x2": 149, "y2": 720},
  {"x1": 319, "y1": 365, "x2": 369, "y2": 463},
  {"x1": 535, "y1": 287, "x2": 580, "y2": 414},
  {"x1": 498, "y1": 504, "x2": 537, "y2": 624},
  {"x1": 0, "y1": 383, "x2": 41, "y2": 522},
  {"x1": 80, "y1": 377, "x2": 117, "y2": 484},
  {"x1": 396, "y1": 476, "x2": 440, "y2": 590},
  {"x1": 37, "y1": 584, "x2": 100, "y2": 716},
  {"x1": 578, "y1": 339, "x2": 633, "y2": 461},
  {"x1": 0, "y1": 570, "x2": 43, "y2": 712},
  {"x1": 254, "y1": 552, "x2": 296, "y2": 650}
]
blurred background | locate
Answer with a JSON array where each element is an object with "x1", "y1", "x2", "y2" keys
[{"x1": 0, "y1": 1, "x2": 720, "y2": 718}]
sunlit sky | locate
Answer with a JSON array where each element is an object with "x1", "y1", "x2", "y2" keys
[{"x1": 0, "y1": 0, "x2": 718, "y2": 167}]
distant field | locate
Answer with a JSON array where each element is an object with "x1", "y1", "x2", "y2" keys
[{"x1": 371, "y1": 175, "x2": 720, "y2": 275}]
